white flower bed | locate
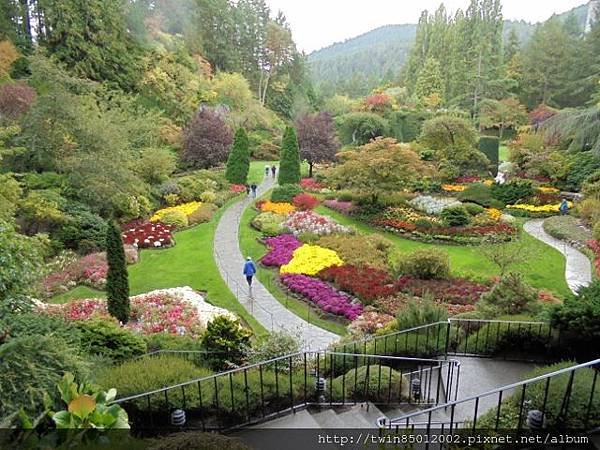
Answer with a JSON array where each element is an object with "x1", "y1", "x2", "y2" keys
[
  {"x1": 409, "y1": 195, "x2": 462, "y2": 215},
  {"x1": 149, "y1": 286, "x2": 236, "y2": 328}
]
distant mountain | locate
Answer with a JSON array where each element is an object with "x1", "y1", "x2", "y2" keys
[{"x1": 308, "y1": 1, "x2": 591, "y2": 97}]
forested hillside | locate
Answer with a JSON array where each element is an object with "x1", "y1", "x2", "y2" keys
[{"x1": 309, "y1": 1, "x2": 591, "y2": 97}]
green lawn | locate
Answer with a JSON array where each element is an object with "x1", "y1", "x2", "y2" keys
[
  {"x1": 239, "y1": 197, "x2": 347, "y2": 336},
  {"x1": 316, "y1": 206, "x2": 571, "y2": 298},
  {"x1": 499, "y1": 144, "x2": 509, "y2": 162},
  {"x1": 50, "y1": 285, "x2": 105, "y2": 304}
]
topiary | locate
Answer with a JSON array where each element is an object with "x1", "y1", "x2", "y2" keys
[
  {"x1": 159, "y1": 210, "x2": 189, "y2": 228},
  {"x1": 479, "y1": 136, "x2": 499, "y2": 175},
  {"x1": 440, "y1": 205, "x2": 471, "y2": 226},
  {"x1": 396, "y1": 249, "x2": 450, "y2": 280},
  {"x1": 277, "y1": 126, "x2": 301, "y2": 185},
  {"x1": 74, "y1": 319, "x2": 147, "y2": 362},
  {"x1": 201, "y1": 316, "x2": 252, "y2": 370},
  {"x1": 332, "y1": 365, "x2": 409, "y2": 403},
  {"x1": 225, "y1": 128, "x2": 250, "y2": 185},
  {"x1": 491, "y1": 180, "x2": 534, "y2": 205},
  {"x1": 271, "y1": 184, "x2": 302, "y2": 203},
  {"x1": 106, "y1": 221, "x2": 130, "y2": 324}
]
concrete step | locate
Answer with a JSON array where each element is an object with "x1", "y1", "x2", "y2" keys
[
  {"x1": 310, "y1": 408, "x2": 345, "y2": 428},
  {"x1": 252, "y1": 409, "x2": 320, "y2": 428},
  {"x1": 334, "y1": 403, "x2": 384, "y2": 428},
  {"x1": 381, "y1": 404, "x2": 452, "y2": 428}
]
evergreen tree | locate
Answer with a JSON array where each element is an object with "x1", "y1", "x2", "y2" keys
[
  {"x1": 225, "y1": 127, "x2": 250, "y2": 184},
  {"x1": 106, "y1": 221, "x2": 130, "y2": 324},
  {"x1": 504, "y1": 28, "x2": 520, "y2": 62},
  {"x1": 277, "y1": 126, "x2": 301, "y2": 185},
  {"x1": 415, "y1": 57, "x2": 445, "y2": 104}
]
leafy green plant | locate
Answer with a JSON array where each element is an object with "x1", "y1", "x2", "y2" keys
[
  {"x1": 251, "y1": 212, "x2": 285, "y2": 236},
  {"x1": 316, "y1": 234, "x2": 394, "y2": 271},
  {"x1": 457, "y1": 183, "x2": 496, "y2": 207},
  {"x1": 440, "y1": 205, "x2": 470, "y2": 226},
  {"x1": 491, "y1": 180, "x2": 534, "y2": 205},
  {"x1": 159, "y1": 210, "x2": 189, "y2": 228},
  {"x1": 271, "y1": 184, "x2": 302, "y2": 203},
  {"x1": 106, "y1": 221, "x2": 130, "y2": 324},
  {"x1": 463, "y1": 203, "x2": 485, "y2": 216},
  {"x1": 50, "y1": 373, "x2": 129, "y2": 429},
  {"x1": 277, "y1": 127, "x2": 301, "y2": 185},
  {"x1": 201, "y1": 316, "x2": 252, "y2": 370},
  {"x1": 477, "y1": 273, "x2": 541, "y2": 317},
  {"x1": 74, "y1": 319, "x2": 147, "y2": 362},
  {"x1": 188, "y1": 203, "x2": 217, "y2": 225},
  {"x1": 331, "y1": 365, "x2": 409, "y2": 403},
  {"x1": 225, "y1": 128, "x2": 250, "y2": 185},
  {"x1": 247, "y1": 330, "x2": 301, "y2": 366},
  {"x1": 394, "y1": 299, "x2": 448, "y2": 331},
  {"x1": 395, "y1": 249, "x2": 450, "y2": 280}
]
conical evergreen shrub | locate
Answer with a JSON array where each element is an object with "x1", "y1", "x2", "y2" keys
[
  {"x1": 277, "y1": 126, "x2": 301, "y2": 185},
  {"x1": 106, "y1": 221, "x2": 130, "y2": 323},
  {"x1": 225, "y1": 128, "x2": 250, "y2": 184}
]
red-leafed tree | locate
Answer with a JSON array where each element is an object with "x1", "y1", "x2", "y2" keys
[
  {"x1": 296, "y1": 112, "x2": 340, "y2": 178},
  {"x1": 363, "y1": 93, "x2": 392, "y2": 114},
  {"x1": 0, "y1": 82, "x2": 37, "y2": 120},
  {"x1": 528, "y1": 104, "x2": 558, "y2": 127},
  {"x1": 182, "y1": 107, "x2": 233, "y2": 169}
]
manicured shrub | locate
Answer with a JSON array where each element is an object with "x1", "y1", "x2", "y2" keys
[
  {"x1": 440, "y1": 205, "x2": 470, "y2": 227},
  {"x1": 143, "y1": 333, "x2": 202, "y2": 353},
  {"x1": 159, "y1": 209, "x2": 189, "y2": 228},
  {"x1": 316, "y1": 234, "x2": 393, "y2": 271},
  {"x1": 458, "y1": 183, "x2": 496, "y2": 207},
  {"x1": 332, "y1": 365, "x2": 409, "y2": 403},
  {"x1": 271, "y1": 184, "x2": 302, "y2": 203},
  {"x1": 74, "y1": 319, "x2": 147, "y2": 362},
  {"x1": 463, "y1": 203, "x2": 485, "y2": 216},
  {"x1": 188, "y1": 203, "x2": 217, "y2": 225},
  {"x1": 278, "y1": 126, "x2": 301, "y2": 185},
  {"x1": 147, "y1": 432, "x2": 251, "y2": 450},
  {"x1": 292, "y1": 193, "x2": 319, "y2": 210},
  {"x1": 57, "y1": 207, "x2": 108, "y2": 253},
  {"x1": 479, "y1": 136, "x2": 499, "y2": 175},
  {"x1": 336, "y1": 112, "x2": 389, "y2": 145},
  {"x1": 0, "y1": 312, "x2": 81, "y2": 347},
  {"x1": 396, "y1": 249, "x2": 450, "y2": 280},
  {"x1": 251, "y1": 212, "x2": 285, "y2": 236},
  {"x1": 0, "y1": 335, "x2": 89, "y2": 418},
  {"x1": 201, "y1": 316, "x2": 252, "y2": 370},
  {"x1": 106, "y1": 221, "x2": 130, "y2": 324},
  {"x1": 247, "y1": 331, "x2": 302, "y2": 365},
  {"x1": 477, "y1": 273, "x2": 541, "y2": 317},
  {"x1": 491, "y1": 180, "x2": 534, "y2": 205},
  {"x1": 225, "y1": 128, "x2": 250, "y2": 184}
]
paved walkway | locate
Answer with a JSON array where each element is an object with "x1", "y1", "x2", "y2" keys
[
  {"x1": 213, "y1": 175, "x2": 339, "y2": 350},
  {"x1": 523, "y1": 218, "x2": 592, "y2": 294}
]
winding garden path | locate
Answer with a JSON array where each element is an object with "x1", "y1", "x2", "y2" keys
[
  {"x1": 213, "y1": 175, "x2": 339, "y2": 350},
  {"x1": 523, "y1": 219, "x2": 592, "y2": 294}
]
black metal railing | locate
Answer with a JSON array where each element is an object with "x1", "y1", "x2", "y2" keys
[
  {"x1": 115, "y1": 351, "x2": 460, "y2": 432},
  {"x1": 377, "y1": 358, "x2": 600, "y2": 432}
]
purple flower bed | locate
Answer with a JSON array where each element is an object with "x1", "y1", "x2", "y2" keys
[
  {"x1": 323, "y1": 199, "x2": 356, "y2": 215},
  {"x1": 281, "y1": 274, "x2": 363, "y2": 320},
  {"x1": 261, "y1": 234, "x2": 302, "y2": 267}
]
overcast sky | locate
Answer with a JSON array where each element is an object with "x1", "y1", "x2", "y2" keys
[{"x1": 264, "y1": 0, "x2": 590, "y2": 53}]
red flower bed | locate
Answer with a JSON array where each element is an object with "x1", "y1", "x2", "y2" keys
[
  {"x1": 455, "y1": 176, "x2": 481, "y2": 184},
  {"x1": 516, "y1": 172, "x2": 551, "y2": 183},
  {"x1": 372, "y1": 218, "x2": 417, "y2": 232},
  {"x1": 230, "y1": 184, "x2": 247, "y2": 194},
  {"x1": 300, "y1": 178, "x2": 324, "y2": 191},
  {"x1": 319, "y1": 265, "x2": 397, "y2": 303},
  {"x1": 292, "y1": 193, "x2": 319, "y2": 210},
  {"x1": 395, "y1": 276, "x2": 489, "y2": 305},
  {"x1": 374, "y1": 218, "x2": 516, "y2": 238},
  {"x1": 122, "y1": 221, "x2": 174, "y2": 248}
]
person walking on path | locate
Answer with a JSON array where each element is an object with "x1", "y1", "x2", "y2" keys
[
  {"x1": 271, "y1": 165, "x2": 277, "y2": 178},
  {"x1": 245, "y1": 183, "x2": 250, "y2": 197},
  {"x1": 265, "y1": 165, "x2": 270, "y2": 177},
  {"x1": 243, "y1": 256, "x2": 257, "y2": 296},
  {"x1": 250, "y1": 183, "x2": 257, "y2": 198},
  {"x1": 560, "y1": 198, "x2": 569, "y2": 215}
]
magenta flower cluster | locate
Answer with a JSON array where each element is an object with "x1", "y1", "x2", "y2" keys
[
  {"x1": 261, "y1": 234, "x2": 302, "y2": 267},
  {"x1": 323, "y1": 199, "x2": 356, "y2": 215},
  {"x1": 281, "y1": 274, "x2": 363, "y2": 320}
]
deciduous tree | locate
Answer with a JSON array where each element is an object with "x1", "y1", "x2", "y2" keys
[
  {"x1": 182, "y1": 107, "x2": 234, "y2": 169},
  {"x1": 296, "y1": 112, "x2": 339, "y2": 178}
]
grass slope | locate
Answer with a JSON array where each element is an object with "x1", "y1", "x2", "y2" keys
[{"x1": 316, "y1": 206, "x2": 570, "y2": 297}]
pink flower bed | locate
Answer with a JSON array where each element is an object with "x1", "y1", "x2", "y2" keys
[
  {"x1": 283, "y1": 210, "x2": 350, "y2": 236},
  {"x1": 230, "y1": 184, "x2": 247, "y2": 194},
  {"x1": 281, "y1": 274, "x2": 363, "y2": 320},
  {"x1": 122, "y1": 221, "x2": 174, "y2": 248},
  {"x1": 300, "y1": 178, "x2": 324, "y2": 191},
  {"x1": 43, "y1": 292, "x2": 205, "y2": 337},
  {"x1": 42, "y1": 252, "x2": 108, "y2": 296},
  {"x1": 261, "y1": 234, "x2": 302, "y2": 267},
  {"x1": 323, "y1": 199, "x2": 356, "y2": 215}
]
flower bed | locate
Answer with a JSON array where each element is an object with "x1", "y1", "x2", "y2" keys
[
  {"x1": 409, "y1": 195, "x2": 461, "y2": 215},
  {"x1": 348, "y1": 311, "x2": 395, "y2": 335},
  {"x1": 442, "y1": 184, "x2": 467, "y2": 192},
  {"x1": 280, "y1": 244, "x2": 343, "y2": 276},
  {"x1": 292, "y1": 193, "x2": 319, "y2": 210},
  {"x1": 323, "y1": 199, "x2": 357, "y2": 215},
  {"x1": 230, "y1": 184, "x2": 247, "y2": 194},
  {"x1": 259, "y1": 201, "x2": 296, "y2": 215},
  {"x1": 455, "y1": 176, "x2": 481, "y2": 184},
  {"x1": 505, "y1": 202, "x2": 572, "y2": 217},
  {"x1": 122, "y1": 221, "x2": 174, "y2": 248},
  {"x1": 318, "y1": 265, "x2": 397, "y2": 303},
  {"x1": 395, "y1": 276, "x2": 489, "y2": 305},
  {"x1": 280, "y1": 274, "x2": 363, "y2": 320},
  {"x1": 151, "y1": 201, "x2": 202, "y2": 222},
  {"x1": 588, "y1": 240, "x2": 600, "y2": 277},
  {"x1": 300, "y1": 178, "x2": 325, "y2": 191},
  {"x1": 261, "y1": 234, "x2": 302, "y2": 267},
  {"x1": 282, "y1": 211, "x2": 350, "y2": 236},
  {"x1": 42, "y1": 252, "x2": 108, "y2": 296},
  {"x1": 41, "y1": 287, "x2": 233, "y2": 337}
]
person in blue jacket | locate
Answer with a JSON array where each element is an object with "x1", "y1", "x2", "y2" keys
[{"x1": 243, "y1": 257, "x2": 257, "y2": 293}]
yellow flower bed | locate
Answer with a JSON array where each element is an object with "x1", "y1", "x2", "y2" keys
[
  {"x1": 538, "y1": 186, "x2": 559, "y2": 194},
  {"x1": 486, "y1": 208, "x2": 502, "y2": 221},
  {"x1": 151, "y1": 201, "x2": 202, "y2": 222},
  {"x1": 260, "y1": 201, "x2": 296, "y2": 215},
  {"x1": 483, "y1": 180, "x2": 494, "y2": 186},
  {"x1": 507, "y1": 202, "x2": 572, "y2": 213},
  {"x1": 280, "y1": 245, "x2": 343, "y2": 276},
  {"x1": 442, "y1": 184, "x2": 467, "y2": 192}
]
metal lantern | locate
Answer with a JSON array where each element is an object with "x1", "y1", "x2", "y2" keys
[
  {"x1": 315, "y1": 377, "x2": 326, "y2": 392},
  {"x1": 411, "y1": 379, "x2": 421, "y2": 400},
  {"x1": 526, "y1": 410, "x2": 544, "y2": 429},
  {"x1": 170, "y1": 409, "x2": 186, "y2": 427}
]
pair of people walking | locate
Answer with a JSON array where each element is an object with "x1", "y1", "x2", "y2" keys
[
  {"x1": 245, "y1": 183, "x2": 258, "y2": 198},
  {"x1": 265, "y1": 164, "x2": 277, "y2": 178}
]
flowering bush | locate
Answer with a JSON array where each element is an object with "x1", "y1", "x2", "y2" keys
[
  {"x1": 260, "y1": 201, "x2": 296, "y2": 215},
  {"x1": 348, "y1": 311, "x2": 395, "y2": 335},
  {"x1": 122, "y1": 221, "x2": 174, "y2": 248},
  {"x1": 280, "y1": 244, "x2": 343, "y2": 275},
  {"x1": 409, "y1": 195, "x2": 462, "y2": 215},
  {"x1": 380, "y1": 206, "x2": 441, "y2": 224},
  {"x1": 538, "y1": 186, "x2": 559, "y2": 194},
  {"x1": 292, "y1": 193, "x2": 319, "y2": 210},
  {"x1": 316, "y1": 234, "x2": 393, "y2": 271},
  {"x1": 151, "y1": 202, "x2": 202, "y2": 222},
  {"x1": 261, "y1": 234, "x2": 302, "y2": 267},
  {"x1": 230, "y1": 184, "x2": 247, "y2": 194},
  {"x1": 319, "y1": 265, "x2": 397, "y2": 303},
  {"x1": 280, "y1": 274, "x2": 363, "y2": 320},
  {"x1": 283, "y1": 211, "x2": 350, "y2": 236},
  {"x1": 442, "y1": 184, "x2": 467, "y2": 192},
  {"x1": 486, "y1": 208, "x2": 502, "y2": 221},
  {"x1": 395, "y1": 276, "x2": 489, "y2": 305},
  {"x1": 506, "y1": 202, "x2": 572, "y2": 214},
  {"x1": 323, "y1": 199, "x2": 356, "y2": 215},
  {"x1": 41, "y1": 287, "x2": 233, "y2": 337},
  {"x1": 300, "y1": 178, "x2": 324, "y2": 191}
]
